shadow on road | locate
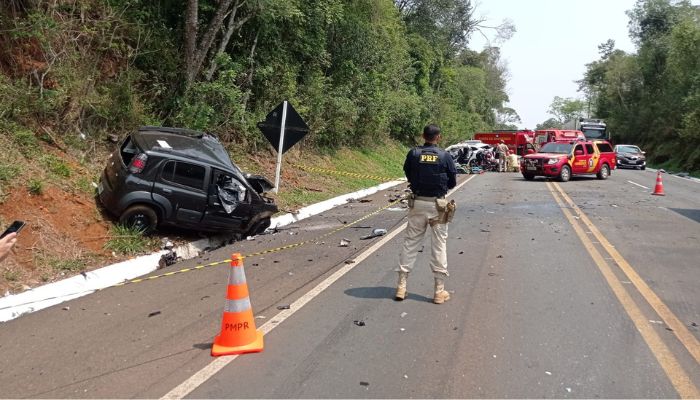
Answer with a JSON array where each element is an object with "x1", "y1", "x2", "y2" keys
[
  {"x1": 344, "y1": 286, "x2": 433, "y2": 303},
  {"x1": 669, "y1": 208, "x2": 700, "y2": 224},
  {"x1": 193, "y1": 342, "x2": 213, "y2": 350}
]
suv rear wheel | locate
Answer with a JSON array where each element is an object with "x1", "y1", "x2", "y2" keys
[
  {"x1": 597, "y1": 164, "x2": 610, "y2": 180},
  {"x1": 120, "y1": 205, "x2": 158, "y2": 233},
  {"x1": 558, "y1": 165, "x2": 571, "y2": 182}
]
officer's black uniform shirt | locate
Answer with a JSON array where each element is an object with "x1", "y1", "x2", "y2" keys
[{"x1": 403, "y1": 143, "x2": 457, "y2": 198}]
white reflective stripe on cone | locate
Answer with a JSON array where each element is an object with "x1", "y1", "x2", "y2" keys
[
  {"x1": 224, "y1": 297, "x2": 252, "y2": 313},
  {"x1": 227, "y1": 267, "x2": 247, "y2": 286}
]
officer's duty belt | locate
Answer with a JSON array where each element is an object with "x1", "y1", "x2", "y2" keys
[{"x1": 415, "y1": 195, "x2": 445, "y2": 201}]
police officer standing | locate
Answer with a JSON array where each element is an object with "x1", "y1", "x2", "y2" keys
[{"x1": 396, "y1": 124, "x2": 457, "y2": 304}]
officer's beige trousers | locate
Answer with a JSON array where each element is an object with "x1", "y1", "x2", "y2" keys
[{"x1": 397, "y1": 198, "x2": 449, "y2": 277}]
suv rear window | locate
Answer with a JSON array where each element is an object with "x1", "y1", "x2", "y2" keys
[
  {"x1": 596, "y1": 142, "x2": 613, "y2": 153},
  {"x1": 162, "y1": 161, "x2": 206, "y2": 190}
]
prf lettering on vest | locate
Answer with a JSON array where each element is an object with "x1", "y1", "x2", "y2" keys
[
  {"x1": 420, "y1": 154, "x2": 438, "y2": 163},
  {"x1": 225, "y1": 322, "x2": 249, "y2": 331}
]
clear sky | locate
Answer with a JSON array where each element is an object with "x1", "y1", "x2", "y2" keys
[{"x1": 468, "y1": 0, "x2": 640, "y2": 129}]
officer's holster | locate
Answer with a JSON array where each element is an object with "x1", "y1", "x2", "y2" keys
[{"x1": 429, "y1": 198, "x2": 456, "y2": 226}]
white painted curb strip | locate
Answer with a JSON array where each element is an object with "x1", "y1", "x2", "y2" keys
[{"x1": 0, "y1": 179, "x2": 405, "y2": 322}]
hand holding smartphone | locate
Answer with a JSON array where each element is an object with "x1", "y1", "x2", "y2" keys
[
  {"x1": 1, "y1": 221, "x2": 23, "y2": 262},
  {"x1": 1, "y1": 220, "x2": 25, "y2": 239}
]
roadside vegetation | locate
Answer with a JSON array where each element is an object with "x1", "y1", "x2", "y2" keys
[
  {"x1": 0, "y1": 0, "x2": 516, "y2": 294},
  {"x1": 537, "y1": 0, "x2": 700, "y2": 175}
]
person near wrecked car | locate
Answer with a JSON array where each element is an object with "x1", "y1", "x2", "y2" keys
[
  {"x1": 496, "y1": 140, "x2": 509, "y2": 172},
  {"x1": 0, "y1": 232, "x2": 17, "y2": 262},
  {"x1": 397, "y1": 124, "x2": 457, "y2": 304}
]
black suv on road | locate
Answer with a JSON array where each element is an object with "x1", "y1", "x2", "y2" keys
[{"x1": 98, "y1": 126, "x2": 278, "y2": 235}]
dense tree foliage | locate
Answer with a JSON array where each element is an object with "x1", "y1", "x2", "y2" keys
[
  {"x1": 578, "y1": 0, "x2": 700, "y2": 171},
  {"x1": 0, "y1": 0, "x2": 515, "y2": 152}
]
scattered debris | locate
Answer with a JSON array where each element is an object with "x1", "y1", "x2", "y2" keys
[
  {"x1": 353, "y1": 320, "x2": 366, "y2": 326},
  {"x1": 359, "y1": 199, "x2": 372, "y2": 203},
  {"x1": 200, "y1": 295, "x2": 210, "y2": 300},
  {"x1": 277, "y1": 305, "x2": 291, "y2": 310},
  {"x1": 566, "y1": 388, "x2": 572, "y2": 393},
  {"x1": 62, "y1": 306, "x2": 70, "y2": 311},
  {"x1": 458, "y1": 251, "x2": 464, "y2": 254},
  {"x1": 496, "y1": 255, "x2": 503, "y2": 258},
  {"x1": 246, "y1": 236, "x2": 256, "y2": 241},
  {"x1": 288, "y1": 272, "x2": 294, "y2": 276},
  {"x1": 400, "y1": 312, "x2": 408, "y2": 318},
  {"x1": 361, "y1": 228, "x2": 387, "y2": 240},
  {"x1": 158, "y1": 251, "x2": 178, "y2": 269},
  {"x1": 344, "y1": 259, "x2": 356, "y2": 264},
  {"x1": 339, "y1": 239, "x2": 351, "y2": 247},
  {"x1": 404, "y1": 375, "x2": 408, "y2": 379},
  {"x1": 480, "y1": 229, "x2": 491, "y2": 233},
  {"x1": 400, "y1": 328, "x2": 406, "y2": 332},
  {"x1": 255, "y1": 316, "x2": 267, "y2": 319},
  {"x1": 611, "y1": 204, "x2": 618, "y2": 208},
  {"x1": 161, "y1": 238, "x2": 174, "y2": 250},
  {"x1": 360, "y1": 382, "x2": 369, "y2": 387},
  {"x1": 488, "y1": 273, "x2": 497, "y2": 276},
  {"x1": 692, "y1": 322, "x2": 698, "y2": 327},
  {"x1": 649, "y1": 320, "x2": 663, "y2": 324},
  {"x1": 148, "y1": 311, "x2": 161, "y2": 318},
  {"x1": 545, "y1": 371, "x2": 552, "y2": 376},
  {"x1": 418, "y1": 245, "x2": 424, "y2": 253}
]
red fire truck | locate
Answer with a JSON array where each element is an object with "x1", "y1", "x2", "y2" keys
[
  {"x1": 533, "y1": 129, "x2": 585, "y2": 148},
  {"x1": 473, "y1": 130, "x2": 536, "y2": 156}
]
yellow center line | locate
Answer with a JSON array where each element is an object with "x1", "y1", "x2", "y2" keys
[
  {"x1": 546, "y1": 181, "x2": 699, "y2": 399},
  {"x1": 551, "y1": 182, "x2": 700, "y2": 365}
]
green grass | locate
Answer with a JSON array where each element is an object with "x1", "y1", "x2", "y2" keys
[
  {"x1": 42, "y1": 154, "x2": 72, "y2": 177},
  {"x1": 3, "y1": 269, "x2": 20, "y2": 282},
  {"x1": 49, "y1": 258, "x2": 86, "y2": 272},
  {"x1": 27, "y1": 179, "x2": 44, "y2": 195},
  {"x1": 273, "y1": 141, "x2": 407, "y2": 210},
  {"x1": 648, "y1": 161, "x2": 700, "y2": 178},
  {"x1": 104, "y1": 224, "x2": 155, "y2": 255},
  {"x1": 0, "y1": 162, "x2": 19, "y2": 182}
]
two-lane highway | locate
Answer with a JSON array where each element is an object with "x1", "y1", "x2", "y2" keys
[{"x1": 0, "y1": 169, "x2": 698, "y2": 398}]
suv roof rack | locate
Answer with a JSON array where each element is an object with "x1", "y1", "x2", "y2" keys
[{"x1": 138, "y1": 126, "x2": 207, "y2": 138}]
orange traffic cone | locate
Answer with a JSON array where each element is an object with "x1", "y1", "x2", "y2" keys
[
  {"x1": 211, "y1": 253, "x2": 264, "y2": 357},
  {"x1": 651, "y1": 171, "x2": 665, "y2": 196}
]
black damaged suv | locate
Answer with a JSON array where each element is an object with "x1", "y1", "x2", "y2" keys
[{"x1": 98, "y1": 126, "x2": 278, "y2": 235}]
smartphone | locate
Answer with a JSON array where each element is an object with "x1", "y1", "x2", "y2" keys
[{"x1": 1, "y1": 220, "x2": 25, "y2": 239}]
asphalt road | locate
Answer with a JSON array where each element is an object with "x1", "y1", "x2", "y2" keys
[{"x1": 0, "y1": 168, "x2": 698, "y2": 399}]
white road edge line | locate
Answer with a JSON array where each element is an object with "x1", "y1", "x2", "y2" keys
[
  {"x1": 627, "y1": 180, "x2": 650, "y2": 190},
  {"x1": 161, "y1": 175, "x2": 476, "y2": 399}
]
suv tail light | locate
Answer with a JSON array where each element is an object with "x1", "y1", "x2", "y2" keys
[{"x1": 128, "y1": 153, "x2": 148, "y2": 174}]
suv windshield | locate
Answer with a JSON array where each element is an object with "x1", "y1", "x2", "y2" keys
[
  {"x1": 582, "y1": 128, "x2": 606, "y2": 140},
  {"x1": 539, "y1": 143, "x2": 572, "y2": 154},
  {"x1": 617, "y1": 145, "x2": 641, "y2": 153}
]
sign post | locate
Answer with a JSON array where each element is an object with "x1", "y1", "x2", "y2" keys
[
  {"x1": 273, "y1": 101, "x2": 288, "y2": 193},
  {"x1": 257, "y1": 101, "x2": 309, "y2": 193}
]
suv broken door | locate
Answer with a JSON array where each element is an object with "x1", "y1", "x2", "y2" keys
[{"x1": 201, "y1": 169, "x2": 247, "y2": 231}]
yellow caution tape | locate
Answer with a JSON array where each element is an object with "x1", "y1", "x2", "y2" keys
[
  {"x1": 114, "y1": 194, "x2": 406, "y2": 286},
  {"x1": 292, "y1": 164, "x2": 399, "y2": 181}
]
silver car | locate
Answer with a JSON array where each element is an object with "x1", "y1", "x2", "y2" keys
[{"x1": 614, "y1": 144, "x2": 646, "y2": 170}]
